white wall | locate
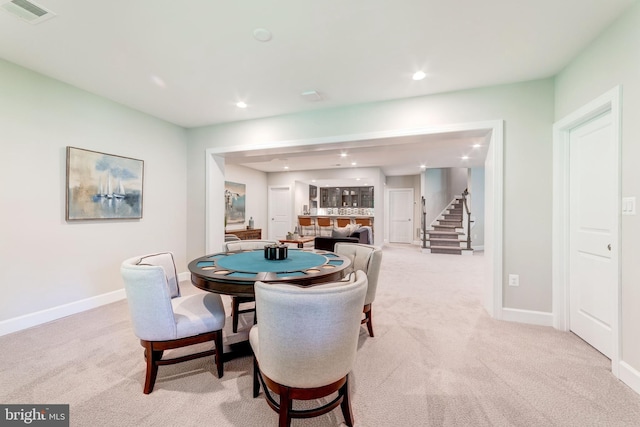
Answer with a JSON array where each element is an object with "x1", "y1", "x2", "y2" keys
[
  {"x1": 554, "y1": 2, "x2": 640, "y2": 381},
  {"x1": 224, "y1": 164, "x2": 268, "y2": 233},
  {"x1": 449, "y1": 167, "x2": 468, "y2": 197},
  {"x1": 0, "y1": 59, "x2": 187, "y2": 331},
  {"x1": 187, "y1": 78, "x2": 554, "y2": 314}
]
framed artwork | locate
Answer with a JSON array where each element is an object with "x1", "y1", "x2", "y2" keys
[
  {"x1": 224, "y1": 181, "x2": 246, "y2": 225},
  {"x1": 66, "y1": 147, "x2": 144, "y2": 221}
]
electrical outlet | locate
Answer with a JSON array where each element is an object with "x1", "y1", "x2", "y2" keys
[{"x1": 508, "y1": 274, "x2": 519, "y2": 287}]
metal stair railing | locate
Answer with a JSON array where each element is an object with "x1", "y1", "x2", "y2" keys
[{"x1": 461, "y1": 188, "x2": 472, "y2": 250}]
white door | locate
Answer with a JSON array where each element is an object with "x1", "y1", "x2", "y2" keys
[
  {"x1": 268, "y1": 186, "x2": 291, "y2": 240},
  {"x1": 569, "y1": 111, "x2": 618, "y2": 358},
  {"x1": 388, "y1": 188, "x2": 413, "y2": 243}
]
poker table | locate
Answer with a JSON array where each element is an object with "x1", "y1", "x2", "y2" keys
[{"x1": 188, "y1": 248, "x2": 352, "y2": 297}]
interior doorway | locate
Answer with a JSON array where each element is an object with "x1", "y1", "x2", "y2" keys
[
  {"x1": 553, "y1": 86, "x2": 621, "y2": 376},
  {"x1": 205, "y1": 120, "x2": 504, "y2": 318},
  {"x1": 388, "y1": 188, "x2": 414, "y2": 243}
]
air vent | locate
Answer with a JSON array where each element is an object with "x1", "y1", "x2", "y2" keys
[
  {"x1": 1, "y1": 0, "x2": 56, "y2": 24},
  {"x1": 301, "y1": 90, "x2": 323, "y2": 102}
]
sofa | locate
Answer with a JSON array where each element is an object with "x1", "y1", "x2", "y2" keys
[{"x1": 314, "y1": 225, "x2": 372, "y2": 251}]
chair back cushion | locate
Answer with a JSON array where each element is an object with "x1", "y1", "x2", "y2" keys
[
  {"x1": 251, "y1": 271, "x2": 367, "y2": 388},
  {"x1": 121, "y1": 255, "x2": 178, "y2": 341},
  {"x1": 334, "y1": 243, "x2": 382, "y2": 305},
  {"x1": 136, "y1": 252, "x2": 180, "y2": 298},
  {"x1": 223, "y1": 240, "x2": 278, "y2": 252}
]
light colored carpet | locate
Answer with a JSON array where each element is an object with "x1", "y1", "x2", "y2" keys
[{"x1": 2, "y1": 244, "x2": 640, "y2": 426}]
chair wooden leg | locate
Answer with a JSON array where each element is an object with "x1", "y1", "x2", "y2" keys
[
  {"x1": 363, "y1": 304, "x2": 374, "y2": 337},
  {"x1": 231, "y1": 297, "x2": 240, "y2": 333},
  {"x1": 215, "y1": 331, "x2": 224, "y2": 378},
  {"x1": 252, "y1": 357, "x2": 260, "y2": 398},
  {"x1": 340, "y1": 375, "x2": 354, "y2": 427},
  {"x1": 142, "y1": 342, "x2": 159, "y2": 394},
  {"x1": 278, "y1": 386, "x2": 292, "y2": 427}
]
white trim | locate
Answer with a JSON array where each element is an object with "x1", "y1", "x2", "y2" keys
[
  {"x1": 552, "y1": 85, "x2": 622, "y2": 377},
  {"x1": 486, "y1": 121, "x2": 504, "y2": 320},
  {"x1": 619, "y1": 362, "x2": 640, "y2": 396},
  {"x1": 205, "y1": 120, "x2": 504, "y2": 320},
  {"x1": 501, "y1": 308, "x2": 554, "y2": 327},
  {"x1": 0, "y1": 289, "x2": 126, "y2": 337}
]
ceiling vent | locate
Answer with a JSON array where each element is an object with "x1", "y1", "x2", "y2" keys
[
  {"x1": 1, "y1": 0, "x2": 56, "y2": 24},
  {"x1": 301, "y1": 90, "x2": 322, "y2": 102}
]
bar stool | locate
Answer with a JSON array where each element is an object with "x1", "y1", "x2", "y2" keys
[
  {"x1": 354, "y1": 217, "x2": 372, "y2": 227},
  {"x1": 316, "y1": 217, "x2": 333, "y2": 236},
  {"x1": 335, "y1": 217, "x2": 352, "y2": 228},
  {"x1": 298, "y1": 216, "x2": 316, "y2": 236}
]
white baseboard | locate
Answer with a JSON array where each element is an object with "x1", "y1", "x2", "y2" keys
[
  {"x1": 1, "y1": 272, "x2": 196, "y2": 337},
  {"x1": 501, "y1": 307, "x2": 554, "y2": 327},
  {"x1": 619, "y1": 361, "x2": 640, "y2": 395},
  {"x1": 0, "y1": 289, "x2": 126, "y2": 337}
]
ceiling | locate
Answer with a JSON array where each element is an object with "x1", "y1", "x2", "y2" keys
[{"x1": 0, "y1": 0, "x2": 634, "y2": 176}]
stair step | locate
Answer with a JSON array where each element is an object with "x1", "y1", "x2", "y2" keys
[
  {"x1": 433, "y1": 224, "x2": 461, "y2": 230},
  {"x1": 438, "y1": 220, "x2": 462, "y2": 226},
  {"x1": 428, "y1": 229, "x2": 463, "y2": 235},
  {"x1": 428, "y1": 246, "x2": 463, "y2": 255},
  {"x1": 443, "y1": 214, "x2": 462, "y2": 220},
  {"x1": 427, "y1": 239, "x2": 463, "y2": 247},
  {"x1": 427, "y1": 233, "x2": 464, "y2": 240}
]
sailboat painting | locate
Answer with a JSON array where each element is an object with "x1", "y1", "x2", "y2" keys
[{"x1": 66, "y1": 147, "x2": 144, "y2": 220}]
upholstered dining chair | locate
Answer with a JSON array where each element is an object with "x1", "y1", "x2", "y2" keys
[
  {"x1": 334, "y1": 243, "x2": 383, "y2": 337},
  {"x1": 120, "y1": 252, "x2": 226, "y2": 394},
  {"x1": 250, "y1": 271, "x2": 368, "y2": 427},
  {"x1": 223, "y1": 239, "x2": 279, "y2": 333}
]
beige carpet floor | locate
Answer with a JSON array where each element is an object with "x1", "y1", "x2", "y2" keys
[{"x1": 2, "y1": 244, "x2": 640, "y2": 426}]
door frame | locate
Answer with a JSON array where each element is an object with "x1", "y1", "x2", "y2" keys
[
  {"x1": 205, "y1": 119, "x2": 503, "y2": 318},
  {"x1": 386, "y1": 187, "x2": 414, "y2": 243},
  {"x1": 552, "y1": 86, "x2": 621, "y2": 376}
]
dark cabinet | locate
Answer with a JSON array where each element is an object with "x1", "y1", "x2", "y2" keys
[{"x1": 319, "y1": 186, "x2": 373, "y2": 208}]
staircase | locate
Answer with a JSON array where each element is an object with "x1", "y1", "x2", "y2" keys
[{"x1": 423, "y1": 198, "x2": 473, "y2": 255}]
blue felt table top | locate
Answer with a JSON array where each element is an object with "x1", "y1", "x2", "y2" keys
[{"x1": 215, "y1": 250, "x2": 328, "y2": 273}]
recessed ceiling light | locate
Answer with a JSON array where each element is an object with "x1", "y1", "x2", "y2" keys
[
  {"x1": 236, "y1": 101, "x2": 247, "y2": 108},
  {"x1": 340, "y1": 153, "x2": 347, "y2": 158},
  {"x1": 356, "y1": 178, "x2": 361, "y2": 181},
  {"x1": 311, "y1": 179, "x2": 316, "y2": 183},
  {"x1": 351, "y1": 162, "x2": 357, "y2": 166},
  {"x1": 473, "y1": 144, "x2": 482, "y2": 148},
  {"x1": 283, "y1": 165, "x2": 289, "y2": 170},
  {"x1": 461, "y1": 156, "x2": 469, "y2": 160},
  {"x1": 253, "y1": 28, "x2": 272, "y2": 42},
  {"x1": 420, "y1": 164, "x2": 426, "y2": 169},
  {"x1": 412, "y1": 71, "x2": 426, "y2": 81}
]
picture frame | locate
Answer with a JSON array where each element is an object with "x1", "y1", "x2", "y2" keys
[
  {"x1": 66, "y1": 147, "x2": 144, "y2": 221},
  {"x1": 224, "y1": 181, "x2": 246, "y2": 225}
]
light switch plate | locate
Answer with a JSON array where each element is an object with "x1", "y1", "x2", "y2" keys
[
  {"x1": 508, "y1": 274, "x2": 519, "y2": 287},
  {"x1": 622, "y1": 197, "x2": 636, "y2": 215}
]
